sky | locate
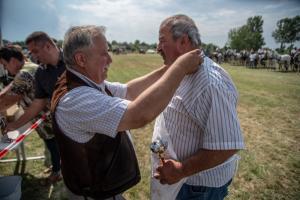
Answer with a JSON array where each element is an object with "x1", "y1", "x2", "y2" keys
[{"x1": 1, "y1": 0, "x2": 300, "y2": 49}]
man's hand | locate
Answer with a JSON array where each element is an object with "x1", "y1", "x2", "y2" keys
[
  {"x1": 173, "y1": 49, "x2": 203, "y2": 75},
  {"x1": 154, "y1": 158, "x2": 185, "y2": 185}
]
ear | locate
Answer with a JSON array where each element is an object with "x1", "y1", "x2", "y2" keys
[
  {"x1": 74, "y1": 52, "x2": 87, "y2": 68},
  {"x1": 177, "y1": 34, "x2": 190, "y2": 53},
  {"x1": 45, "y1": 42, "x2": 52, "y2": 50}
]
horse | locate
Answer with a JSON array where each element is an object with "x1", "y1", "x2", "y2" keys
[
  {"x1": 292, "y1": 52, "x2": 300, "y2": 72},
  {"x1": 266, "y1": 50, "x2": 277, "y2": 70},
  {"x1": 276, "y1": 54, "x2": 291, "y2": 71}
]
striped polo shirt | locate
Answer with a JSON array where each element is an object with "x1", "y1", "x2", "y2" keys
[{"x1": 153, "y1": 57, "x2": 244, "y2": 187}]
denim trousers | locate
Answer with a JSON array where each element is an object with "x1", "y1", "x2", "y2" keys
[
  {"x1": 44, "y1": 138, "x2": 61, "y2": 173},
  {"x1": 176, "y1": 179, "x2": 232, "y2": 200}
]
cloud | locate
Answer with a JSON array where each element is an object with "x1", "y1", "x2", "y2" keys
[
  {"x1": 216, "y1": 9, "x2": 236, "y2": 17},
  {"x1": 264, "y1": 4, "x2": 282, "y2": 10},
  {"x1": 58, "y1": 15, "x2": 71, "y2": 38},
  {"x1": 65, "y1": 0, "x2": 174, "y2": 42},
  {"x1": 4, "y1": 0, "x2": 295, "y2": 48},
  {"x1": 43, "y1": 0, "x2": 56, "y2": 10}
]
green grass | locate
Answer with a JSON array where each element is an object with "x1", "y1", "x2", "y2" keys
[{"x1": 0, "y1": 54, "x2": 299, "y2": 199}]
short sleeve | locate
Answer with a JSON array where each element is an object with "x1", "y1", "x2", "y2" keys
[
  {"x1": 105, "y1": 81, "x2": 127, "y2": 98},
  {"x1": 55, "y1": 86, "x2": 129, "y2": 139},
  {"x1": 193, "y1": 84, "x2": 244, "y2": 150}
]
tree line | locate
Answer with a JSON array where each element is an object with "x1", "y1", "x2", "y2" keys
[{"x1": 227, "y1": 15, "x2": 299, "y2": 53}]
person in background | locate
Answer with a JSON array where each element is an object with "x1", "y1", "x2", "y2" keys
[
  {"x1": 0, "y1": 46, "x2": 57, "y2": 180},
  {"x1": 5, "y1": 31, "x2": 66, "y2": 184}
]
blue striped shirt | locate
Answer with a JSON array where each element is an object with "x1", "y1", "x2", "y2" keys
[{"x1": 153, "y1": 57, "x2": 244, "y2": 187}]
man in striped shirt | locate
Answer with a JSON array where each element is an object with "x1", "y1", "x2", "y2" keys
[{"x1": 152, "y1": 14, "x2": 244, "y2": 200}]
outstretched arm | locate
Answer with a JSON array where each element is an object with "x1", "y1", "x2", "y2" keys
[
  {"x1": 126, "y1": 65, "x2": 168, "y2": 101},
  {"x1": 6, "y1": 98, "x2": 47, "y2": 131},
  {"x1": 0, "y1": 83, "x2": 22, "y2": 112},
  {"x1": 117, "y1": 49, "x2": 202, "y2": 131}
]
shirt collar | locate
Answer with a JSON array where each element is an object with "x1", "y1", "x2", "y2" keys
[
  {"x1": 67, "y1": 67, "x2": 105, "y2": 92},
  {"x1": 44, "y1": 49, "x2": 64, "y2": 69}
]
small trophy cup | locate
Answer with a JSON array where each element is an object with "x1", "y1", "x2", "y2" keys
[{"x1": 150, "y1": 139, "x2": 168, "y2": 160}]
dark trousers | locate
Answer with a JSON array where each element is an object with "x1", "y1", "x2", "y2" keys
[{"x1": 44, "y1": 138, "x2": 60, "y2": 173}]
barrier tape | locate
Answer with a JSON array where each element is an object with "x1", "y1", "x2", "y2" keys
[{"x1": 0, "y1": 113, "x2": 48, "y2": 159}]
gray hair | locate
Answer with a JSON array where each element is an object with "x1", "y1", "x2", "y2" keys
[
  {"x1": 63, "y1": 25, "x2": 106, "y2": 68},
  {"x1": 161, "y1": 14, "x2": 201, "y2": 47}
]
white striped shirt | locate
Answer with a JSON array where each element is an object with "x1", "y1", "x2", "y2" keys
[
  {"x1": 153, "y1": 57, "x2": 244, "y2": 187},
  {"x1": 55, "y1": 69, "x2": 129, "y2": 143}
]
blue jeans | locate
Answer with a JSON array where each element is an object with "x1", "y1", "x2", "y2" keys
[
  {"x1": 176, "y1": 179, "x2": 232, "y2": 200},
  {"x1": 44, "y1": 138, "x2": 60, "y2": 173}
]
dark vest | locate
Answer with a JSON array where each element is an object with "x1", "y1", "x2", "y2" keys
[{"x1": 51, "y1": 70, "x2": 140, "y2": 199}]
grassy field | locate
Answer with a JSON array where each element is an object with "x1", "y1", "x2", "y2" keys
[{"x1": 0, "y1": 54, "x2": 299, "y2": 200}]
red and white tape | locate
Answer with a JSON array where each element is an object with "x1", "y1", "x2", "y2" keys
[{"x1": 0, "y1": 113, "x2": 48, "y2": 159}]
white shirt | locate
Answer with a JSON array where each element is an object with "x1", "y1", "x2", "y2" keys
[
  {"x1": 153, "y1": 57, "x2": 244, "y2": 187},
  {"x1": 55, "y1": 69, "x2": 129, "y2": 143}
]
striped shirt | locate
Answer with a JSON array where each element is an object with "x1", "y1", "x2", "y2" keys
[
  {"x1": 55, "y1": 69, "x2": 129, "y2": 143},
  {"x1": 153, "y1": 57, "x2": 244, "y2": 187}
]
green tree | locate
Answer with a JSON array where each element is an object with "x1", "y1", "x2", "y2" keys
[
  {"x1": 133, "y1": 40, "x2": 140, "y2": 52},
  {"x1": 57, "y1": 40, "x2": 63, "y2": 48},
  {"x1": 272, "y1": 15, "x2": 300, "y2": 49},
  {"x1": 149, "y1": 43, "x2": 157, "y2": 50},
  {"x1": 12, "y1": 41, "x2": 26, "y2": 48},
  {"x1": 227, "y1": 16, "x2": 265, "y2": 51},
  {"x1": 227, "y1": 26, "x2": 248, "y2": 50},
  {"x1": 111, "y1": 40, "x2": 118, "y2": 46},
  {"x1": 202, "y1": 42, "x2": 219, "y2": 55}
]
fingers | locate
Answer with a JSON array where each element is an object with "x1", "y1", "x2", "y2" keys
[
  {"x1": 198, "y1": 49, "x2": 205, "y2": 65},
  {"x1": 160, "y1": 179, "x2": 167, "y2": 185},
  {"x1": 154, "y1": 165, "x2": 163, "y2": 179},
  {"x1": 154, "y1": 171, "x2": 168, "y2": 185},
  {"x1": 155, "y1": 162, "x2": 168, "y2": 184},
  {"x1": 154, "y1": 172, "x2": 160, "y2": 179},
  {"x1": 190, "y1": 48, "x2": 201, "y2": 55},
  {"x1": 154, "y1": 170, "x2": 165, "y2": 184},
  {"x1": 160, "y1": 157, "x2": 165, "y2": 164},
  {"x1": 189, "y1": 48, "x2": 204, "y2": 65}
]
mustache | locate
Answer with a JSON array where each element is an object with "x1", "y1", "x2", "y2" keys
[
  {"x1": 104, "y1": 65, "x2": 110, "y2": 70},
  {"x1": 158, "y1": 50, "x2": 165, "y2": 59}
]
